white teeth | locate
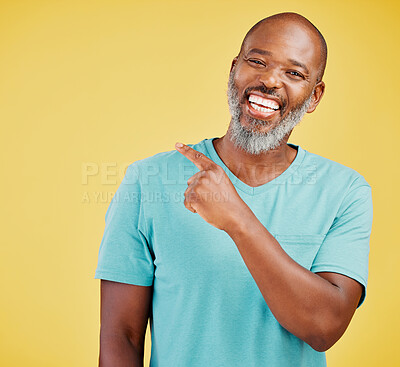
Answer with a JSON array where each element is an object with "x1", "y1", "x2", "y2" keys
[
  {"x1": 250, "y1": 102, "x2": 274, "y2": 113},
  {"x1": 248, "y1": 95, "x2": 279, "y2": 110}
]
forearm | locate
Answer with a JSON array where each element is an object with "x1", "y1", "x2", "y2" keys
[
  {"x1": 226, "y1": 207, "x2": 348, "y2": 351},
  {"x1": 99, "y1": 330, "x2": 144, "y2": 367}
]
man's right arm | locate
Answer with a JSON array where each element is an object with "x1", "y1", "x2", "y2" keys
[{"x1": 98, "y1": 280, "x2": 153, "y2": 367}]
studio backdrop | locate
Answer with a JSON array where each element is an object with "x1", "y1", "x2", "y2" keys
[{"x1": 0, "y1": 0, "x2": 399, "y2": 366}]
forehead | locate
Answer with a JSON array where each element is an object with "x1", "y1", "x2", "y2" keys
[{"x1": 242, "y1": 21, "x2": 322, "y2": 73}]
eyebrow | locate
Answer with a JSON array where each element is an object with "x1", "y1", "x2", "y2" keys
[
  {"x1": 288, "y1": 58, "x2": 309, "y2": 75},
  {"x1": 246, "y1": 48, "x2": 310, "y2": 75}
]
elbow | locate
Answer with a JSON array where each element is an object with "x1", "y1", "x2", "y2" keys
[
  {"x1": 307, "y1": 336, "x2": 334, "y2": 352},
  {"x1": 304, "y1": 316, "x2": 345, "y2": 352}
]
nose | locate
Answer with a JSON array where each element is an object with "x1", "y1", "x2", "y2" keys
[{"x1": 259, "y1": 69, "x2": 283, "y2": 89}]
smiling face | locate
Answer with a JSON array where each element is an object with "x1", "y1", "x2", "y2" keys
[
  {"x1": 227, "y1": 68, "x2": 314, "y2": 154},
  {"x1": 227, "y1": 16, "x2": 325, "y2": 152}
]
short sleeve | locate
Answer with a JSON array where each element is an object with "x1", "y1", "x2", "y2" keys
[
  {"x1": 310, "y1": 178, "x2": 373, "y2": 307},
  {"x1": 94, "y1": 163, "x2": 154, "y2": 286}
]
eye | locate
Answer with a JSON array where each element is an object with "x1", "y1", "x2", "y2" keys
[
  {"x1": 248, "y1": 59, "x2": 265, "y2": 66},
  {"x1": 287, "y1": 70, "x2": 304, "y2": 79}
]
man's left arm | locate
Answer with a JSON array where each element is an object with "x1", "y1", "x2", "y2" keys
[
  {"x1": 175, "y1": 142, "x2": 372, "y2": 352},
  {"x1": 226, "y1": 214, "x2": 363, "y2": 352}
]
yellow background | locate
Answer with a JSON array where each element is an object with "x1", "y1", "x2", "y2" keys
[{"x1": 1, "y1": 0, "x2": 399, "y2": 366}]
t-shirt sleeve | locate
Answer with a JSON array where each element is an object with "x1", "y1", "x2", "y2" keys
[
  {"x1": 94, "y1": 163, "x2": 154, "y2": 286},
  {"x1": 310, "y1": 176, "x2": 373, "y2": 307}
]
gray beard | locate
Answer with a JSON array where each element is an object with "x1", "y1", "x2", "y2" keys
[{"x1": 227, "y1": 71, "x2": 313, "y2": 154}]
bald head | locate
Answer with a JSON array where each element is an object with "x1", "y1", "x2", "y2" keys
[{"x1": 239, "y1": 13, "x2": 327, "y2": 83}]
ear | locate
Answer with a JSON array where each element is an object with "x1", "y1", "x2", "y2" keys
[
  {"x1": 230, "y1": 56, "x2": 238, "y2": 73},
  {"x1": 307, "y1": 81, "x2": 325, "y2": 113}
]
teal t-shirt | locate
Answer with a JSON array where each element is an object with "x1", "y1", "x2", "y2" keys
[{"x1": 94, "y1": 137, "x2": 373, "y2": 367}]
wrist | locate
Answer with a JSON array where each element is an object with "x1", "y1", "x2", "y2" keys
[{"x1": 224, "y1": 203, "x2": 256, "y2": 238}]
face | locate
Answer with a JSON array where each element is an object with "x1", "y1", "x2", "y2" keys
[
  {"x1": 227, "y1": 69, "x2": 313, "y2": 154},
  {"x1": 227, "y1": 20, "x2": 325, "y2": 153}
]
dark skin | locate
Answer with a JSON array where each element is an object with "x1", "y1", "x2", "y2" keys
[
  {"x1": 216, "y1": 16, "x2": 326, "y2": 187},
  {"x1": 174, "y1": 144, "x2": 362, "y2": 352},
  {"x1": 99, "y1": 281, "x2": 152, "y2": 366},
  {"x1": 98, "y1": 14, "x2": 362, "y2": 366},
  {"x1": 173, "y1": 16, "x2": 362, "y2": 352}
]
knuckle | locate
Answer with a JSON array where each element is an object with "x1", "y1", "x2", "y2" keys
[
  {"x1": 195, "y1": 152, "x2": 203, "y2": 159},
  {"x1": 215, "y1": 165, "x2": 223, "y2": 173},
  {"x1": 189, "y1": 192, "x2": 200, "y2": 202},
  {"x1": 183, "y1": 200, "x2": 194, "y2": 213},
  {"x1": 187, "y1": 178, "x2": 197, "y2": 186},
  {"x1": 198, "y1": 176, "x2": 209, "y2": 185}
]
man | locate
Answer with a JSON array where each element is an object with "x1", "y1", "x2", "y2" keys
[{"x1": 94, "y1": 12, "x2": 373, "y2": 367}]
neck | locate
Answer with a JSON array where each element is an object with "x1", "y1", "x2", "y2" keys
[{"x1": 212, "y1": 129, "x2": 298, "y2": 188}]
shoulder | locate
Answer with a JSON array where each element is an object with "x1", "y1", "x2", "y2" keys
[{"x1": 300, "y1": 147, "x2": 371, "y2": 191}]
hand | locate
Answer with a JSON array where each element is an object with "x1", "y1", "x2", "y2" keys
[{"x1": 175, "y1": 142, "x2": 249, "y2": 231}]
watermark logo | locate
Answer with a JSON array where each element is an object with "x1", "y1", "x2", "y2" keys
[{"x1": 81, "y1": 161, "x2": 318, "y2": 204}]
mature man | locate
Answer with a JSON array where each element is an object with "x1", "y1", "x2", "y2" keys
[{"x1": 95, "y1": 12, "x2": 373, "y2": 367}]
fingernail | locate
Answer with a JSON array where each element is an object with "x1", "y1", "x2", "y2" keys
[{"x1": 175, "y1": 142, "x2": 183, "y2": 148}]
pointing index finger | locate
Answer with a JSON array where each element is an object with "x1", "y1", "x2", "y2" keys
[{"x1": 175, "y1": 142, "x2": 215, "y2": 170}]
